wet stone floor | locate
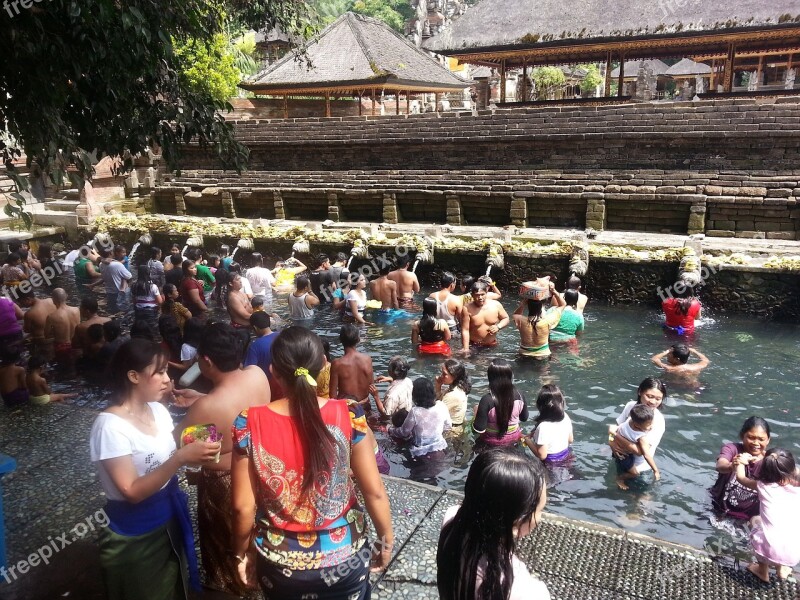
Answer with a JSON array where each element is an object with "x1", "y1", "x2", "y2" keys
[{"x1": 0, "y1": 403, "x2": 798, "y2": 600}]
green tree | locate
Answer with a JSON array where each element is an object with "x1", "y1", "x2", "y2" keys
[
  {"x1": 580, "y1": 64, "x2": 603, "y2": 97},
  {"x1": 0, "y1": 0, "x2": 315, "y2": 225},
  {"x1": 311, "y1": 0, "x2": 352, "y2": 25},
  {"x1": 174, "y1": 32, "x2": 241, "y2": 104},
  {"x1": 352, "y1": 0, "x2": 413, "y2": 32},
  {"x1": 531, "y1": 66, "x2": 565, "y2": 100}
]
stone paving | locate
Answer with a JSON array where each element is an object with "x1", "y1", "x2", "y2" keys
[{"x1": 1, "y1": 402, "x2": 798, "y2": 600}]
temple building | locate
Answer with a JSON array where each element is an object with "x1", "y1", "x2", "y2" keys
[
  {"x1": 424, "y1": 0, "x2": 800, "y2": 102},
  {"x1": 241, "y1": 12, "x2": 469, "y2": 117}
]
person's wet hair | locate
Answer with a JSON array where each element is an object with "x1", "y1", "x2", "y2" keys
[
  {"x1": 739, "y1": 415, "x2": 770, "y2": 439},
  {"x1": 637, "y1": 377, "x2": 667, "y2": 408},
  {"x1": 150, "y1": 247, "x2": 162, "y2": 260},
  {"x1": 133, "y1": 264, "x2": 153, "y2": 298},
  {"x1": 671, "y1": 343, "x2": 690, "y2": 364},
  {"x1": 440, "y1": 271, "x2": 456, "y2": 288},
  {"x1": 419, "y1": 297, "x2": 439, "y2": 339},
  {"x1": 198, "y1": 323, "x2": 242, "y2": 373},
  {"x1": 564, "y1": 290, "x2": 579, "y2": 307},
  {"x1": 461, "y1": 275, "x2": 475, "y2": 291},
  {"x1": 443, "y1": 358, "x2": 471, "y2": 394},
  {"x1": 316, "y1": 253, "x2": 329, "y2": 268},
  {"x1": 379, "y1": 263, "x2": 392, "y2": 277},
  {"x1": 412, "y1": 377, "x2": 436, "y2": 408},
  {"x1": 220, "y1": 244, "x2": 230, "y2": 257},
  {"x1": 102, "y1": 320, "x2": 121, "y2": 343},
  {"x1": 250, "y1": 295, "x2": 264, "y2": 310},
  {"x1": 108, "y1": 339, "x2": 168, "y2": 404},
  {"x1": 438, "y1": 448, "x2": 547, "y2": 600},
  {"x1": 250, "y1": 253, "x2": 264, "y2": 268},
  {"x1": 487, "y1": 359, "x2": 517, "y2": 440},
  {"x1": 396, "y1": 254, "x2": 410, "y2": 268},
  {"x1": 170, "y1": 254, "x2": 183, "y2": 267},
  {"x1": 336, "y1": 252, "x2": 348, "y2": 263},
  {"x1": 339, "y1": 323, "x2": 360, "y2": 348},
  {"x1": 630, "y1": 404, "x2": 654, "y2": 426},
  {"x1": 80, "y1": 296, "x2": 99, "y2": 314},
  {"x1": 470, "y1": 281, "x2": 488, "y2": 295},
  {"x1": 567, "y1": 274, "x2": 582, "y2": 290},
  {"x1": 388, "y1": 356, "x2": 409, "y2": 380},
  {"x1": 759, "y1": 448, "x2": 797, "y2": 485},
  {"x1": 4, "y1": 252, "x2": 21, "y2": 265},
  {"x1": 27, "y1": 355, "x2": 48, "y2": 371},
  {"x1": 534, "y1": 384, "x2": 565, "y2": 425},
  {"x1": 250, "y1": 311, "x2": 271, "y2": 330},
  {"x1": 295, "y1": 274, "x2": 310, "y2": 290}
]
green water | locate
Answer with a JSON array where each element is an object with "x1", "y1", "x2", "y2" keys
[{"x1": 51, "y1": 270, "x2": 800, "y2": 552}]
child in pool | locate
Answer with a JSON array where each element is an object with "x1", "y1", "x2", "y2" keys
[
  {"x1": 250, "y1": 295, "x2": 265, "y2": 313},
  {"x1": 735, "y1": 448, "x2": 800, "y2": 582},
  {"x1": 374, "y1": 356, "x2": 413, "y2": 421},
  {"x1": 524, "y1": 384, "x2": 573, "y2": 462},
  {"x1": 611, "y1": 404, "x2": 660, "y2": 490},
  {"x1": 0, "y1": 345, "x2": 28, "y2": 407},
  {"x1": 26, "y1": 355, "x2": 78, "y2": 405}
]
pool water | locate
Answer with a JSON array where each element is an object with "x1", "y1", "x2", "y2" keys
[{"x1": 45, "y1": 269, "x2": 800, "y2": 553}]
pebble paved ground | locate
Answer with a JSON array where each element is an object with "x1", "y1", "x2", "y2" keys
[{"x1": 1, "y1": 403, "x2": 798, "y2": 600}]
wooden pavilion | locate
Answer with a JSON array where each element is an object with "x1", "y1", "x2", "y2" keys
[
  {"x1": 240, "y1": 12, "x2": 469, "y2": 117},
  {"x1": 424, "y1": 0, "x2": 800, "y2": 102}
]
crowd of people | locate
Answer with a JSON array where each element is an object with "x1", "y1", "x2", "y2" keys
[{"x1": 0, "y1": 238, "x2": 797, "y2": 599}]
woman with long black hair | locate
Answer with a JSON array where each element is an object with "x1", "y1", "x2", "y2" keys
[
  {"x1": 437, "y1": 447, "x2": 550, "y2": 600},
  {"x1": 89, "y1": 339, "x2": 220, "y2": 600},
  {"x1": 472, "y1": 359, "x2": 529, "y2": 447},
  {"x1": 231, "y1": 326, "x2": 393, "y2": 598},
  {"x1": 133, "y1": 264, "x2": 163, "y2": 333},
  {"x1": 412, "y1": 296, "x2": 452, "y2": 355}
]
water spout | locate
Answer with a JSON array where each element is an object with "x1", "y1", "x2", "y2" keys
[
  {"x1": 346, "y1": 240, "x2": 369, "y2": 270},
  {"x1": 130, "y1": 242, "x2": 141, "y2": 261},
  {"x1": 182, "y1": 235, "x2": 204, "y2": 257},
  {"x1": 485, "y1": 243, "x2": 505, "y2": 275},
  {"x1": 181, "y1": 244, "x2": 189, "y2": 257},
  {"x1": 485, "y1": 264, "x2": 493, "y2": 277},
  {"x1": 411, "y1": 259, "x2": 421, "y2": 273},
  {"x1": 232, "y1": 238, "x2": 253, "y2": 262},
  {"x1": 129, "y1": 233, "x2": 153, "y2": 262},
  {"x1": 292, "y1": 239, "x2": 309, "y2": 256}
]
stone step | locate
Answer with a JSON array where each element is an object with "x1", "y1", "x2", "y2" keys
[{"x1": 44, "y1": 199, "x2": 80, "y2": 212}]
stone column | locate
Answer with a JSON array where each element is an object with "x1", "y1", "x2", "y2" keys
[
  {"x1": 174, "y1": 192, "x2": 186, "y2": 215},
  {"x1": 687, "y1": 202, "x2": 707, "y2": 235},
  {"x1": 222, "y1": 191, "x2": 236, "y2": 219},
  {"x1": 327, "y1": 191, "x2": 340, "y2": 222},
  {"x1": 382, "y1": 193, "x2": 398, "y2": 224},
  {"x1": 274, "y1": 190, "x2": 285, "y2": 220},
  {"x1": 585, "y1": 197, "x2": 606, "y2": 231},
  {"x1": 446, "y1": 194, "x2": 463, "y2": 226},
  {"x1": 510, "y1": 197, "x2": 527, "y2": 227}
]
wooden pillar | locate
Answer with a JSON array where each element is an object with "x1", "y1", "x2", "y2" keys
[
  {"x1": 604, "y1": 52, "x2": 612, "y2": 97},
  {"x1": 789, "y1": 53, "x2": 795, "y2": 88},
  {"x1": 435, "y1": 92, "x2": 440, "y2": 112},
  {"x1": 283, "y1": 94, "x2": 288, "y2": 119},
  {"x1": 499, "y1": 60, "x2": 506, "y2": 103},
  {"x1": 723, "y1": 43, "x2": 735, "y2": 93},
  {"x1": 710, "y1": 59, "x2": 717, "y2": 92},
  {"x1": 617, "y1": 55, "x2": 625, "y2": 97},
  {"x1": 325, "y1": 92, "x2": 331, "y2": 118},
  {"x1": 521, "y1": 63, "x2": 527, "y2": 102},
  {"x1": 358, "y1": 92, "x2": 362, "y2": 116},
  {"x1": 406, "y1": 91, "x2": 410, "y2": 114},
  {"x1": 756, "y1": 54, "x2": 765, "y2": 90},
  {"x1": 395, "y1": 91, "x2": 400, "y2": 115},
  {"x1": 371, "y1": 88, "x2": 376, "y2": 116}
]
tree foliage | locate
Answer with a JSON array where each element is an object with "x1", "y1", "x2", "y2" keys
[
  {"x1": 0, "y1": 0, "x2": 315, "y2": 224},
  {"x1": 531, "y1": 66, "x2": 565, "y2": 100},
  {"x1": 580, "y1": 64, "x2": 603, "y2": 96},
  {"x1": 352, "y1": 0, "x2": 413, "y2": 32},
  {"x1": 174, "y1": 33, "x2": 241, "y2": 104}
]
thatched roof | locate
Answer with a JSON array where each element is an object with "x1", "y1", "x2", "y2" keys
[
  {"x1": 242, "y1": 13, "x2": 469, "y2": 95},
  {"x1": 425, "y1": 0, "x2": 800, "y2": 54},
  {"x1": 666, "y1": 58, "x2": 712, "y2": 76},
  {"x1": 610, "y1": 59, "x2": 670, "y2": 78}
]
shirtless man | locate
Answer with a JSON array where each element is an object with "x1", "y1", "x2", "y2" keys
[
  {"x1": 429, "y1": 271, "x2": 461, "y2": 333},
  {"x1": 388, "y1": 255, "x2": 420, "y2": 309},
  {"x1": 173, "y1": 323, "x2": 270, "y2": 596},
  {"x1": 44, "y1": 288, "x2": 80, "y2": 360},
  {"x1": 71, "y1": 297, "x2": 110, "y2": 354},
  {"x1": 461, "y1": 282, "x2": 510, "y2": 352},
  {"x1": 369, "y1": 265, "x2": 398, "y2": 310},
  {"x1": 553, "y1": 274, "x2": 588, "y2": 313},
  {"x1": 18, "y1": 290, "x2": 56, "y2": 343},
  {"x1": 329, "y1": 323, "x2": 374, "y2": 410},
  {"x1": 651, "y1": 344, "x2": 709, "y2": 382}
]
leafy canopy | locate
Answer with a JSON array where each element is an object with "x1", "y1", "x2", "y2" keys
[
  {"x1": 0, "y1": 0, "x2": 315, "y2": 224},
  {"x1": 530, "y1": 66, "x2": 565, "y2": 100},
  {"x1": 310, "y1": 0, "x2": 413, "y2": 31}
]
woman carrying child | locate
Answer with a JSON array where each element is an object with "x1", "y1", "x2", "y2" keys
[
  {"x1": 412, "y1": 297, "x2": 452, "y2": 355},
  {"x1": 437, "y1": 447, "x2": 551, "y2": 600},
  {"x1": 472, "y1": 359, "x2": 529, "y2": 447},
  {"x1": 735, "y1": 448, "x2": 800, "y2": 582},
  {"x1": 608, "y1": 377, "x2": 667, "y2": 484},
  {"x1": 525, "y1": 384, "x2": 573, "y2": 462}
]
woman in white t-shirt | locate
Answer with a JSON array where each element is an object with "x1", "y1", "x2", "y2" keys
[
  {"x1": 89, "y1": 338, "x2": 220, "y2": 600},
  {"x1": 344, "y1": 273, "x2": 370, "y2": 325},
  {"x1": 245, "y1": 253, "x2": 276, "y2": 300},
  {"x1": 608, "y1": 377, "x2": 667, "y2": 476},
  {"x1": 525, "y1": 384, "x2": 573, "y2": 462},
  {"x1": 437, "y1": 447, "x2": 551, "y2": 600}
]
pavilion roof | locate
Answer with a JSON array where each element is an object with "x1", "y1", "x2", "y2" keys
[
  {"x1": 241, "y1": 12, "x2": 469, "y2": 95},
  {"x1": 665, "y1": 57, "x2": 713, "y2": 76},
  {"x1": 610, "y1": 59, "x2": 671, "y2": 78},
  {"x1": 424, "y1": 0, "x2": 800, "y2": 63}
]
